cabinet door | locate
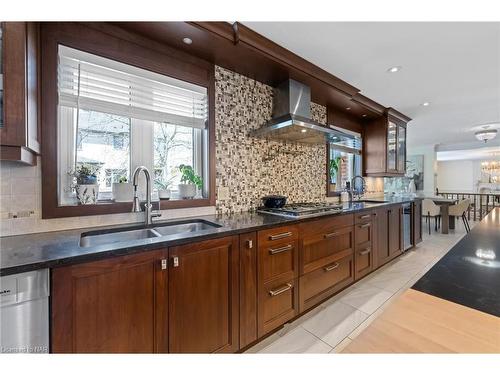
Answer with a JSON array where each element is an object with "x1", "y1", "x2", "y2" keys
[
  {"x1": 386, "y1": 121, "x2": 398, "y2": 173},
  {"x1": 397, "y1": 125, "x2": 406, "y2": 173},
  {"x1": 413, "y1": 201, "x2": 422, "y2": 244},
  {"x1": 388, "y1": 207, "x2": 402, "y2": 258},
  {"x1": 354, "y1": 221, "x2": 374, "y2": 279},
  {"x1": 376, "y1": 207, "x2": 391, "y2": 266},
  {"x1": 239, "y1": 232, "x2": 257, "y2": 349},
  {"x1": 51, "y1": 250, "x2": 168, "y2": 353},
  {"x1": 169, "y1": 236, "x2": 239, "y2": 353}
]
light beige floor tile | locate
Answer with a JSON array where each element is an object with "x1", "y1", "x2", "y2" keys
[
  {"x1": 257, "y1": 327, "x2": 332, "y2": 354},
  {"x1": 301, "y1": 301, "x2": 368, "y2": 348},
  {"x1": 337, "y1": 284, "x2": 393, "y2": 315},
  {"x1": 329, "y1": 337, "x2": 353, "y2": 353}
]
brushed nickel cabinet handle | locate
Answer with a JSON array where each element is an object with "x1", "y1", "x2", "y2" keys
[
  {"x1": 247, "y1": 239, "x2": 253, "y2": 249},
  {"x1": 269, "y1": 244, "x2": 293, "y2": 255},
  {"x1": 161, "y1": 259, "x2": 167, "y2": 270},
  {"x1": 269, "y1": 232, "x2": 293, "y2": 241},
  {"x1": 359, "y1": 223, "x2": 371, "y2": 228},
  {"x1": 359, "y1": 248, "x2": 371, "y2": 255},
  {"x1": 324, "y1": 232, "x2": 339, "y2": 238},
  {"x1": 359, "y1": 214, "x2": 371, "y2": 220},
  {"x1": 269, "y1": 283, "x2": 292, "y2": 297},
  {"x1": 172, "y1": 256, "x2": 179, "y2": 267},
  {"x1": 324, "y1": 262, "x2": 340, "y2": 272}
]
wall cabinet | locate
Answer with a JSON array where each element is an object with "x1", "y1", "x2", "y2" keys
[
  {"x1": 363, "y1": 109, "x2": 410, "y2": 177},
  {"x1": 51, "y1": 250, "x2": 168, "y2": 353},
  {"x1": 0, "y1": 22, "x2": 40, "y2": 165}
]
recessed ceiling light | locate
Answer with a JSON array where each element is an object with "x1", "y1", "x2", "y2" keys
[
  {"x1": 421, "y1": 102, "x2": 430, "y2": 107},
  {"x1": 387, "y1": 66, "x2": 402, "y2": 73},
  {"x1": 346, "y1": 107, "x2": 351, "y2": 111},
  {"x1": 182, "y1": 37, "x2": 193, "y2": 45},
  {"x1": 301, "y1": 129, "x2": 307, "y2": 133}
]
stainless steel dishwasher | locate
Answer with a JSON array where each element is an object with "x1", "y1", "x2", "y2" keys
[{"x1": 0, "y1": 269, "x2": 49, "y2": 353}]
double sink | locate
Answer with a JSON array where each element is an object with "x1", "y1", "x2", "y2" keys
[{"x1": 79, "y1": 219, "x2": 222, "y2": 248}]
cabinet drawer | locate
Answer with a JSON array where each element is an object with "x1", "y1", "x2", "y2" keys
[
  {"x1": 355, "y1": 212, "x2": 373, "y2": 224},
  {"x1": 259, "y1": 240, "x2": 298, "y2": 282},
  {"x1": 258, "y1": 277, "x2": 298, "y2": 337},
  {"x1": 299, "y1": 255, "x2": 354, "y2": 312},
  {"x1": 354, "y1": 243, "x2": 373, "y2": 280},
  {"x1": 354, "y1": 221, "x2": 373, "y2": 245},
  {"x1": 258, "y1": 225, "x2": 299, "y2": 247},
  {"x1": 301, "y1": 225, "x2": 354, "y2": 274},
  {"x1": 299, "y1": 214, "x2": 353, "y2": 237}
]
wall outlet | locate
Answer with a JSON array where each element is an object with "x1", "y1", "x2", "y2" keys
[{"x1": 218, "y1": 186, "x2": 230, "y2": 200}]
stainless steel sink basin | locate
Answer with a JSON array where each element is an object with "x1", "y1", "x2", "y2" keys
[
  {"x1": 153, "y1": 219, "x2": 222, "y2": 237},
  {"x1": 79, "y1": 219, "x2": 222, "y2": 248},
  {"x1": 354, "y1": 199, "x2": 388, "y2": 204},
  {"x1": 80, "y1": 228, "x2": 160, "y2": 248}
]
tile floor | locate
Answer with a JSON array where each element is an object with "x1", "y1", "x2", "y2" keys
[{"x1": 246, "y1": 220, "x2": 472, "y2": 354}]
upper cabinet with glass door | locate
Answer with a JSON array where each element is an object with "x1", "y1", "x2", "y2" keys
[
  {"x1": 363, "y1": 108, "x2": 411, "y2": 177},
  {"x1": 0, "y1": 22, "x2": 40, "y2": 165}
]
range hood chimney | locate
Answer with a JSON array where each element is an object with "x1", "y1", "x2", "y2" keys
[{"x1": 252, "y1": 79, "x2": 360, "y2": 146}]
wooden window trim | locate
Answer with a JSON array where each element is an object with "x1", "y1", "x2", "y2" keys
[{"x1": 41, "y1": 22, "x2": 216, "y2": 219}]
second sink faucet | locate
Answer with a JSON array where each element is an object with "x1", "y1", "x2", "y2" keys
[
  {"x1": 350, "y1": 175, "x2": 366, "y2": 201},
  {"x1": 131, "y1": 166, "x2": 162, "y2": 226}
]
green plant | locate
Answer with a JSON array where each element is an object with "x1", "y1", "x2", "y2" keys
[
  {"x1": 70, "y1": 163, "x2": 101, "y2": 185},
  {"x1": 118, "y1": 176, "x2": 128, "y2": 183},
  {"x1": 178, "y1": 164, "x2": 203, "y2": 189},
  {"x1": 329, "y1": 156, "x2": 342, "y2": 182}
]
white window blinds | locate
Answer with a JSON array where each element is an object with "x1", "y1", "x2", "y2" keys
[{"x1": 57, "y1": 45, "x2": 208, "y2": 129}]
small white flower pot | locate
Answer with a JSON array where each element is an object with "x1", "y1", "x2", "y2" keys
[
  {"x1": 158, "y1": 189, "x2": 171, "y2": 200},
  {"x1": 112, "y1": 182, "x2": 133, "y2": 202},
  {"x1": 178, "y1": 183, "x2": 196, "y2": 199},
  {"x1": 76, "y1": 184, "x2": 99, "y2": 205}
]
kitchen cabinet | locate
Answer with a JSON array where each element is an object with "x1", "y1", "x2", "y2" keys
[
  {"x1": 51, "y1": 250, "x2": 168, "y2": 353},
  {"x1": 169, "y1": 236, "x2": 239, "y2": 353},
  {"x1": 0, "y1": 22, "x2": 40, "y2": 165},
  {"x1": 298, "y1": 215, "x2": 354, "y2": 312},
  {"x1": 354, "y1": 212, "x2": 374, "y2": 280},
  {"x1": 376, "y1": 205, "x2": 402, "y2": 266},
  {"x1": 363, "y1": 109, "x2": 410, "y2": 177},
  {"x1": 239, "y1": 232, "x2": 258, "y2": 349},
  {"x1": 257, "y1": 225, "x2": 299, "y2": 337}
]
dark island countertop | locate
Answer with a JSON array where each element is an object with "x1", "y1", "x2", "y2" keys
[
  {"x1": 412, "y1": 207, "x2": 500, "y2": 317},
  {"x1": 0, "y1": 196, "x2": 420, "y2": 276}
]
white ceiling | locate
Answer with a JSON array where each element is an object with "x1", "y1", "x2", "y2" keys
[
  {"x1": 437, "y1": 146, "x2": 500, "y2": 161},
  {"x1": 244, "y1": 22, "x2": 500, "y2": 148}
]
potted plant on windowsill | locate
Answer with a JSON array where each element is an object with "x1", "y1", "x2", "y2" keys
[
  {"x1": 177, "y1": 164, "x2": 202, "y2": 199},
  {"x1": 112, "y1": 176, "x2": 133, "y2": 202},
  {"x1": 155, "y1": 179, "x2": 172, "y2": 200},
  {"x1": 329, "y1": 156, "x2": 341, "y2": 191},
  {"x1": 70, "y1": 164, "x2": 101, "y2": 205}
]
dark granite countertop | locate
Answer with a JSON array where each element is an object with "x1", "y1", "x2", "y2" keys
[
  {"x1": 412, "y1": 208, "x2": 500, "y2": 317},
  {"x1": 0, "y1": 196, "x2": 420, "y2": 276}
]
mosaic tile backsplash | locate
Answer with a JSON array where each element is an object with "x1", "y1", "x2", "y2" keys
[{"x1": 215, "y1": 66, "x2": 327, "y2": 214}]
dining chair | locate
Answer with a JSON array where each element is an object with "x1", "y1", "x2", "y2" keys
[
  {"x1": 422, "y1": 198, "x2": 441, "y2": 235},
  {"x1": 448, "y1": 199, "x2": 471, "y2": 233}
]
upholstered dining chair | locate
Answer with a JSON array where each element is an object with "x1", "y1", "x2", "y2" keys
[
  {"x1": 422, "y1": 198, "x2": 441, "y2": 235},
  {"x1": 448, "y1": 199, "x2": 471, "y2": 233}
]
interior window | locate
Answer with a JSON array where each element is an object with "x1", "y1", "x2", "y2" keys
[
  {"x1": 328, "y1": 145, "x2": 362, "y2": 194},
  {"x1": 57, "y1": 45, "x2": 208, "y2": 206}
]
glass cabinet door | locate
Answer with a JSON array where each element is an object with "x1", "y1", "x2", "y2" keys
[
  {"x1": 387, "y1": 121, "x2": 397, "y2": 172},
  {"x1": 397, "y1": 125, "x2": 406, "y2": 173}
]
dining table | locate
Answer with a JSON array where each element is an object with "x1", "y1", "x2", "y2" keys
[{"x1": 424, "y1": 196, "x2": 458, "y2": 234}]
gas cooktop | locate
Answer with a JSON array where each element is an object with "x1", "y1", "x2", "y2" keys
[{"x1": 257, "y1": 202, "x2": 344, "y2": 217}]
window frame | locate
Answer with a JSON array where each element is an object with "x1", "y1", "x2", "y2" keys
[{"x1": 41, "y1": 22, "x2": 215, "y2": 219}]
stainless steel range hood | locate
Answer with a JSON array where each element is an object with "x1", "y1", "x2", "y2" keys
[{"x1": 252, "y1": 79, "x2": 361, "y2": 149}]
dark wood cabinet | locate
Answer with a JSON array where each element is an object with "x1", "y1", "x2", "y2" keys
[
  {"x1": 0, "y1": 22, "x2": 40, "y2": 165},
  {"x1": 51, "y1": 250, "x2": 168, "y2": 353},
  {"x1": 376, "y1": 205, "x2": 402, "y2": 266},
  {"x1": 389, "y1": 206, "x2": 402, "y2": 259},
  {"x1": 168, "y1": 236, "x2": 239, "y2": 353},
  {"x1": 354, "y1": 214, "x2": 374, "y2": 280},
  {"x1": 363, "y1": 109, "x2": 410, "y2": 177},
  {"x1": 239, "y1": 232, "x2": 258, "y2": 349}
]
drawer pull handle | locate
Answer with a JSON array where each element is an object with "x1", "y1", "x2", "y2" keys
[
  {"x1": 359, "y1": 248, "x2": 371, "y2": 255},
  {"x1": 247, "y1": 239, "x2": 253, "y2": 249},
  {"x1": 324, "y1": 232, "x2": 339, "y2": 238},
  {"x1": 269, "y1": 244, "x2": 293, "y2": 255},
  {"x1": 324, "y1": 262, "x2": 340, "y2": 272},
  {"x1": 269, "y1": 232, "x2": 293, "y2": 241},
  {"x1": 359, "y1": 214, "x2": 371, "y2": 220},
  {"x1": 359, "y1": 223, "x2": 371, "y2": 228},
  {"x1": 269, "y1": 283, "x2": 292, "y2": 297}
]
